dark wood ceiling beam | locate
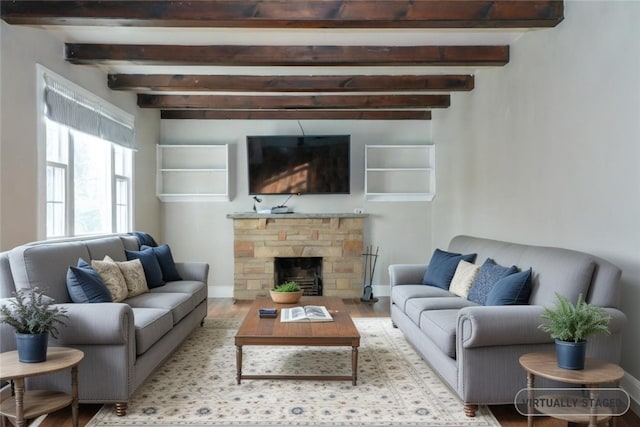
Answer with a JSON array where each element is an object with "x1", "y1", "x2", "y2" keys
[
  {"x1": 108, "y1": 74, "x2": 474, "y2": 92},
  {"x1": 138, "y1": 94, "x2": 450, "y2": 109},
  {"x1": 161, "y1": 110, "x2": 431, "y2": 120},
  {"x1": 1, "y1": 1, "x2": 564, "y2": 28},
  {"x1": 67, "y1": 44, "x2": 509, "y2": 66}
]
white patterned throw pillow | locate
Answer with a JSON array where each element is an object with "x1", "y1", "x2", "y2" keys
[
  {"x1": 104, "y1": 255, "x2": 149, "y2": 298},
  {"x1": 91, "y1": 258, "x2": 128, "y2": 302},
  {"x1": 449, "y1": 260, "x2": 480, "y2": 298}
]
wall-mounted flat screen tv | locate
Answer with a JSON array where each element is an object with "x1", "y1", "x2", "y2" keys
[{"x1": 247, "y1": 135, "x2": 350, "y2": 195}]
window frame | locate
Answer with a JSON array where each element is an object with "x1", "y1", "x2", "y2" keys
[{"x1": 37, "y1": 65, "x2": 135, "y2": 240}]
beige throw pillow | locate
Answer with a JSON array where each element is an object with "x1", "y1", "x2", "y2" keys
[
  {"x1": 105, "y1": 255, "x2": 149, "y2": 298},
  {"x1": 91, "y1": 258, "x2": 128, "y2": 302},
  {"x1": 449, "y1": 260, "x2": 481, "y2": 298}
]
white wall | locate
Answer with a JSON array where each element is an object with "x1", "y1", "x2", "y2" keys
[
  {"x1": 160, "y1": 119, "x2": 434, "y2": 297},
  {"x1": 0, "y1": 22, "x2": 161, "y2": 250},
  {"x1": 432, "y1": 0, "x2": 640, "y2": 406}
]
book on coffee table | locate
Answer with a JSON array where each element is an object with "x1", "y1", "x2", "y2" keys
[{"x1": 281, "y1": 305, "x2": 333, "y2": 322}]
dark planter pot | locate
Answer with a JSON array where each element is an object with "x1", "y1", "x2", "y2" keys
[
  {"x1": 15, "y1": 332, "x2": 49, "y2": 363},
  {"x1": 555, "y1": 339, "x2": 587, "y2": 370}
]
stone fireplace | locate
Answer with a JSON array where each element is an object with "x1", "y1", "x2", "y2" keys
[{"x1": 227, "y1": 213, "x2": 367, "y2": 300}]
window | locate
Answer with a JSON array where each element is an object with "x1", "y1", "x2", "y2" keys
[{"x1": 40, "y1": 66, "x2": 135, "y2": 239}]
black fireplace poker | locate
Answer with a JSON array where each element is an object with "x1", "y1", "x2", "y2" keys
[{"x1": 361, "y1": 245, "x2": 379, "y2": 303}]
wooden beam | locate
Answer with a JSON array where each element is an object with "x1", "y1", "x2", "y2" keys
[
  {"x1": 108, "y1": 74, "x2": 474, "y2": 92},
  {"x1": 1, "y1": 1, "x2": 564, "y2": 28},
  {"x1": 67, "y1": 44, "x2": 509, "y2": 67},
  {"x1": 161, "y1": 110, "x2": 432, "y2": 120},
  {"x1": 138, "y1": 94, "x2": 450, "y2": 109}
]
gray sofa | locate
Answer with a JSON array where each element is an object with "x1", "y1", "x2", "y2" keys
[
  {"x1": 0, "y1": 234, "x2": 208, "y2": 416},
  {"x1": 389, "y1": 235, "x2": 627, "y2": 417}
]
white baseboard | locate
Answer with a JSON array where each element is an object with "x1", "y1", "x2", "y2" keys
[
  {"x1": 208, "y1": 285, "x2": 233, "y2": 298},
  {"x1": 621, "y1": 372, "x2": 640, "y2": 416},
  {"x1": 372, "y1": 285, "x2": 390, "y2": 297}
]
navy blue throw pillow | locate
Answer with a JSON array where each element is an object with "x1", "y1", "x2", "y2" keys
[
  {"x1": 141, "y1": 244, "x2": 182, "y2": 282},
  {"x1": 467, "y1": 258, "x2": 519, "y2": 305},
  {"x1": 66, "y1": 259, "x2": 112, "y2": 303},
  {"x1": 422, "y1": 249, "x2": 477, "y2": 290},
  {"x1": 485, "y1": 268, "x2": 533, "y2": 306},
  {"x1": 126, "y1": 248, "x2": 165, "y2": 288}
]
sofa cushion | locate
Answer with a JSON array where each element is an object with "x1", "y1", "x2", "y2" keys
[
  {"x1": 141, "y1": 244, "x2": 182, "y2": 282},
  {"x1": 85, "y1": 237, "x2": 127, "y2": 262},
  {"x1": 419, "y1": 309, "x2": 460, "y2": 358},
  {"x1": 148, "y1": 280, "x2": 207, "y2": 306},
  {"x1": 105, "y1": 256, "x2": 148, "y2": 298},
  {"x1": 422, "y1": 249, "x2": 476, "y2": 290},
  {"x1": 125, "y1": 292, "x2": 194, "y2": 324},
  {"x1": 392, "y1": 284, "x2": 452, "y2": 311},
  {"x1": 405, "y1": 297, "x2": 478, "y2": 325},
  {"x1": 467, "y1": 258, "x2": 519, "y2": 305},
  {"x1": 485, "y1": 268, "x2": 533, "y2": 306},
  {"x1": 126, "y1": 248, "x2": 165, "y2": 289},
  {"x1": 131, "y1": 307, "x2": 173, "y2": 355},
  {"x1": 9, "y1": 242, "x2": 91, "y2": 303},
  {"x1": 449, "y1": 260, "x2": 480, "y2": 298},
  {"x1": 66, "y1": 261, "x2": 112, "y2": 303},
  {"x1": 91, "y1": 258, "x2": 128, "y2": 302}
]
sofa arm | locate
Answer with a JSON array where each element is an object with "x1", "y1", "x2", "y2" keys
[
  {"x1": 51, "y1": 303, "x2": 135, "y2": 346},
  {"x1": 388, "y1": 264, "x2": 428, "y2": 286},
  {"x1": 175, "y1": 262, "x2": 209, "y2": 284},
  {"x1": 458, "y1": 305, "x2": 627, "y2": 349},
  {"x1": 458, "y1": 305, "x2": 551, "y2": 349}
]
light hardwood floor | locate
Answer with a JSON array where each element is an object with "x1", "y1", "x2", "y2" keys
[{"x1": 37, "y1": 297, "x2": 639, "y2": 427}]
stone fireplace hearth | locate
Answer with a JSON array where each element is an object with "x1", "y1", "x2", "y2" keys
[{"x1": 227, "y1": 213, "x2": 367, "y2": 300}]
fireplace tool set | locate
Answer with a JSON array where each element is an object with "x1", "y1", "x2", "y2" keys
[{"x1": 361, "y1": 245, "x2": 380, "y2": 303}]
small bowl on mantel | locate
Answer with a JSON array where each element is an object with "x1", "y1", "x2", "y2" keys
[{"x1": 269, "y1": 290, "x2": 303, "y2": 304}]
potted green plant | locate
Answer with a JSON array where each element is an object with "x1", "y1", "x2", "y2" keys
[
  {"x1": 269, "y1": 281, "x2": 303, "y2": 304},
  {"x1": 0, "y1": 287, "x2": 68, "y2": 363},
  {"x1": 538, "y1": 293, "x2": 610, "y2": 370}
]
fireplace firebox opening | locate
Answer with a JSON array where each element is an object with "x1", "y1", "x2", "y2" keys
[{"x1": 274, "y1": 257, "x2": 322, "y2": 296}]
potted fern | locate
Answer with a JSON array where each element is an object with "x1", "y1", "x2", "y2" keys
[
  {"x1": 0, "y1": 288, "x2": 68, "y2": 363},
  {"x1": 538, "y1": 293, "x2": 610, "y2": 370},
  {"x1": 270, "y1": 281, "x2": 303, "y2": 304}
]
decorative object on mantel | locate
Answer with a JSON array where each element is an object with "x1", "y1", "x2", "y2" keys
[
  {"x1": 251, "y1": 195, "x2": 262, "y2": 212},
  {"x1": 270, "y1": 281, "x2": 303, "y2": 304},
  {"x1": 0, "y1": 287, "x2": 68, "y2": 363},
  {"x1": 360, "y1": 245, "x2": 380, "y2": 303},
  {"x1": 538, "y1": 293, "x2": 611, "y2": 370}
]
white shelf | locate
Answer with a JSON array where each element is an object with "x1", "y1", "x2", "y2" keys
[
  {"x1": 156, "y1": 144, "x2": 229, "y2": 202},
  {"x1": 365, "y1": 144, "x2": 435, "y2": 202}
]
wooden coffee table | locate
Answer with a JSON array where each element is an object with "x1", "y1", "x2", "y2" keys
[{"x1": 234, "y1": 296, "x2": 360, "y2": 385}]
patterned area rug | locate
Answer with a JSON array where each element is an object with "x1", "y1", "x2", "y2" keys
[{"x1": 86, "y1": 317, "x2": 499, "y2": 426}]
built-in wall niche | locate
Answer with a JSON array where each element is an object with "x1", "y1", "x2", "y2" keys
[
  {"x1": 156, "y1": 144, "x2": 229, "y2": 202},
  {"x1": 364, "y1": 144, "x2": 435, "y2": 201}
]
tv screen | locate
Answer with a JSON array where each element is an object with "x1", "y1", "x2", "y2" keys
[{"x1": 247, "y1": 135, "x2": 350, "y2": 195}]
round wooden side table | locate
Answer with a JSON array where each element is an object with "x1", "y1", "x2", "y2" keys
[
  {"x1": 519, "y1": 352, "x2": 625, "y2": 427},
  {"x1": 0, "y1": 347, "x2": 84, "y2": 427}
]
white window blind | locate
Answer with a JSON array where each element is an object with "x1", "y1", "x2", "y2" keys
[{"x1": 43, "y1": 73, "x2": 136, "y2": 150}]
